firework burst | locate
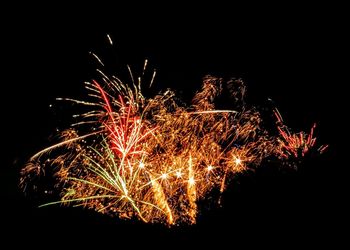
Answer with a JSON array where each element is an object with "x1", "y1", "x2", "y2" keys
[{"x1": 21, "y1": 56, "x2": 327, "y2": 225}]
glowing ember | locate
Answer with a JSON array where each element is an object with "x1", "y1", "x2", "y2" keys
[
  {"x1": 207, "y1": 165, "x2": 214, "y2": 171},
  {"x1": 234, "y1": 157, "x2": 242, "y2": 166}
]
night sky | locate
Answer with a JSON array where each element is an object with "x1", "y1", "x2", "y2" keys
[{"x1": 2, "y1": 4, "x2": 345, "y2": 248}]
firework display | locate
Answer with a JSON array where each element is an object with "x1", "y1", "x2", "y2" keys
[{"x1": 20, "y1": 59, "x2": 326, "y2": 225}]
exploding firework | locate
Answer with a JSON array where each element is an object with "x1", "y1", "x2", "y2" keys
[{"x1": 20, "y1": 54, "x2": 326, "y2": 225}]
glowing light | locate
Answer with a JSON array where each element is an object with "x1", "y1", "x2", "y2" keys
[
  {"x1": 207, "y1": 165, "x2": 214, "y2": 171},
  {"x1": 188, "y1": 177, "x2": 195, "y2": 186},
  {"x1": 175, "y1": 171, "x2": 183, "y2": 178},
  {"x1": 234, "y1": 157, "x2": 242, "y2": 165}
]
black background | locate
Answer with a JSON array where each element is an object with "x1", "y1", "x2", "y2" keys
[{"x1": 1, "y1": 3, "x2": 345, "y2": 248}]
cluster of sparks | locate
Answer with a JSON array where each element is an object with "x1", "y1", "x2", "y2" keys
[{"x1": 21, "y1": 59, "x2": 327, "y2": 226}]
